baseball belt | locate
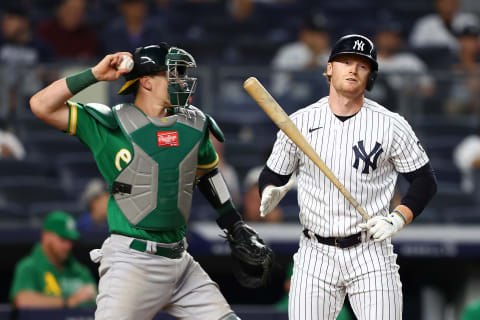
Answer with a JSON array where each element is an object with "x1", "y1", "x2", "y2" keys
[
  {"x1": 129, "y1": 239, "x2": 185, "y2": 259},
  {"x1": 303, "y1": 229, "x2": 362, "y2": 249}
]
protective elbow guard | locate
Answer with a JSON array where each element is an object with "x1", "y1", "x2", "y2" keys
[{"x1": 197, "y1": 168, "x2": 241, "y2": 230}]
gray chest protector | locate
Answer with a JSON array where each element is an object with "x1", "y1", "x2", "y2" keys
[{"x1": 111, "y1": 104, "x2": 206, "y2": 231}]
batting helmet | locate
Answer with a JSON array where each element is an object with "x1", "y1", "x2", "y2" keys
[
  {"x1": 328, "y1": 34, "x2": 378, "y2": 91},
  {"x1": 118, "y1": 43, "x2": 197, "y2": 108}
]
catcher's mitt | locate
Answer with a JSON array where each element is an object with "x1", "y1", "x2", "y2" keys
[{"x1": 225, "y1": 222, "x2": 274, "y2": 288}]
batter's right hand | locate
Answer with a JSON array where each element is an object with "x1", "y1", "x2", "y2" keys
[
  {"x1": 260, "y1": 173, "x2": 296, "y2": 217},
  {"x1": 92, "y1": 52, "x2": 133, "y2": 82}
]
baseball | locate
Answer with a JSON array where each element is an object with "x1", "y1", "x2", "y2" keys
[{"x1": 117, "y1": 55, "x2": 134, "y2": 72}]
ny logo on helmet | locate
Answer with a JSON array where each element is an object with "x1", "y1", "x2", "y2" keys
[
  {"x1": 353, "y1": 40, "x2": 365, "y2": 52},
  {"x1": 352, "y1": 141, "x2": 383, "y2": 174}
]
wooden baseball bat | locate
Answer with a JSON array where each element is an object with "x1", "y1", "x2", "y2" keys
[{"x1": 243, "y1": 77, "x2": 370, "y2": 221}]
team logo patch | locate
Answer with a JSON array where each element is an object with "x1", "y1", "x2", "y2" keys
[
  {"x1": 157, "y1": 131, "x2": 179, "y2": 147},
  {"x1": 353, "y1": 40, "x2": 365, "y2": 51},
  {"x1": 352, "y1": 140, "x2": 383, "y2": 174}
]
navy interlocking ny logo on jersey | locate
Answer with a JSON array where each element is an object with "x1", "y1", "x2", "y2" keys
[
  {"x1": 353, "y1": 40, "x2": 365, "y2": 52},
  {"x1": 352, "y1": 141, "x2": 383, "y2": 174}
]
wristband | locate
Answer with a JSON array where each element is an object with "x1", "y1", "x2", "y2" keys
[
  {"x1": 66, "y1": 69, "x2": 98, "y2": 94},
  {"x1": 392, "y1": 210, "x2": 407, "y2": 225}
]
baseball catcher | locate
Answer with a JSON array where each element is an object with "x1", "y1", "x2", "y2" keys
[{"x1": 29, "y1": 41, "x2": 273, "y2": 320}]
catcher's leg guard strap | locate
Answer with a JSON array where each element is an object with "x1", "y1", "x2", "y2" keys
[{"x1": 218, "y1": 312, "x2": 241, "y2": 320}]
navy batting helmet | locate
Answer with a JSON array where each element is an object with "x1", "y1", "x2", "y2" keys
[{"x1": 328, "y1": 34, "x2": 378, "y2": 91}]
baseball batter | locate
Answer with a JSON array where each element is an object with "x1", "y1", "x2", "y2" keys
[
  {"x1": 259, "y1": 34, "x2": 438, "y2": 319},
  {"x1": 29, "y1": 43, "x2": 273, "y2": 320}
]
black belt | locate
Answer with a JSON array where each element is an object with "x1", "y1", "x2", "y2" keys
[{"x1": 303, "y1": 229, "x2": 362, "y2": 249}]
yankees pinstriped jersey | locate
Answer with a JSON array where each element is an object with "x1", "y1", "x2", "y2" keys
[{"x1": 267, "y1": 97, "x2": 429, "y2": 237}]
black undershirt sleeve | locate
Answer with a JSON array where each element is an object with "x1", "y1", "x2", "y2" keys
[
  {"x1": 399, "y1": 162, "x2": 438, "y2": 218},
  {"x1": 258, "y1": 165, "x2": 292, "y2": 197},
  {"x1": 257, "y1": 162, "x2": 437, "y2": 219}
]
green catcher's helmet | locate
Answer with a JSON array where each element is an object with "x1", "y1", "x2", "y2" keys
[{"x1": 118, "y1": 43, "x2": 197, "y2": 108}]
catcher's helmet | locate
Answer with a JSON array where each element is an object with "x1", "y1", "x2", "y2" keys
[
  {"x1": 328, "y1": 34, "x2": 378, "y2": 91},
  {"x1": 118, "y1": 43, "x2": 197, "y2": 108}
]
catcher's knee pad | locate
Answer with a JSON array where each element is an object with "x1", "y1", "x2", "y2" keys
[{"x1": 219, "y1": 312, "x2": 241, "y2": 320}]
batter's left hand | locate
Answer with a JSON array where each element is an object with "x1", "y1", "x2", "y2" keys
[{"x1": 359, "y1": 213, "x2": 405, "y2": 242}]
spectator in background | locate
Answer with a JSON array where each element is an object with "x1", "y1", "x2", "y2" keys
[
  {"x1": 445, "y1": 23, "x2": 480, "y2": 114},
  {"x1": 409, "y1": 0, "x2": 479, "y2": 54},
  {"x1": 36, "y1": 0, "x2": 98, "y2": 60},
  {"x1": 10, "y1": 211, "x2": 96, "y2": 309},
  {"x1": 210, "y1": 133, "x2": 242, "y2": 207},
  {"x1": 242, "y1": 166, "x2": 283, "y2": 223},
  {"x1": 370, "y1": 19, "x2": 435, "y2": 110},
  {"x1": 0, "y1": 4, "x2": 51, "y2": 119},
  {"x1": 228, "y1": 0, "x2": 254, "y2": 22},
  {"x1": 77, "y1": 178, "x2": 109, "y2": 232},
  {"x1": 0, "y1": 120, "x2": 26, "y2": 159},
  {"x1": 101, "y1": 0, "x2": 168, "y2": 55},
  {"x1": 462, "y1": 299, "x2": 480, "y2": 319},
  {"x1": 271, "y1": 12, "x2": 330, "y2": 96},
  {"x1": 453, "y1": 124, "x2": 480, "y2": 194},
  {"x1": 376, "y1": 20, "x2": 435, "y2": 95}
]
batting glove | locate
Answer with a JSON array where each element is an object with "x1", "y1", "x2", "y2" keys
[
  {"x1": 260, "y1": 173, "x2": 296, "y2": 217},
  {"x1": 359, "y1": 212, "x2": 406, "y2": 242}
]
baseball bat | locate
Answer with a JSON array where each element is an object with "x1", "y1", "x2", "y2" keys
[{"x1": 243, "y1": 77, "x2": 370, "y2": 221}]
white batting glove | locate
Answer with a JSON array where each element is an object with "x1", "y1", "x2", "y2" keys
[
  {"x1": 358, "y1": 212, "x2": 406, "y2": 242},
  {"x1": 260, "y1": 173, "x2": 296, "y2": 217}
]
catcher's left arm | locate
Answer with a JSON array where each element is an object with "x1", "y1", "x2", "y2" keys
[{"x1": 197, "y1": 168, "x2": 274, "y2": 288}]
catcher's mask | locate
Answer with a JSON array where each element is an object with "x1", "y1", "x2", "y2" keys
[{"x1": 118, "y1": 43, "x2": 197, "y2": 108}]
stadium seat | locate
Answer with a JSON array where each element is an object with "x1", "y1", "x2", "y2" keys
[
  {"x1": 24, "y1": 132, "x2": 90, "y2": 159},
  {"x1": 27, "y1": 201, "x2": 85, "y2": 221},
  {"x1": 0, "y1": 203, "x2": 29, "y2": 221},
  {"x1": 0, "y1": 158, "x2": 53, "y2": 179},
  {"x1": 443, "y1": 206, "x2": 480, "y2": 224},
  {"x1": 56, "y1": 154, "x2": 102, "y2": 194},
  {"x1": 0, "y1": 177, "x2": 74, "y2": 208}
]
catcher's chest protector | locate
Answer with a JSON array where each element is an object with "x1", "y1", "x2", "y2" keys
[{"x1": 112, "y1": 104, "x2": 206, "y2": 231}]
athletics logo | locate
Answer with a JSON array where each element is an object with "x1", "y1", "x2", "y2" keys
[
  {"x1": 352, "y1": 141, "x2": 383, "y2": 174},
  {"x1": 353, "y1": 40, "x2": 365, "y2": 52}
]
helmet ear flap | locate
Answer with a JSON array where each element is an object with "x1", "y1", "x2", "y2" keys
[{"x1": 366, "y1": 70, "x2": 377, "y2": 91}]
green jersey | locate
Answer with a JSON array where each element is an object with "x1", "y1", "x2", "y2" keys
[
  {"x1": 66, "y1": 101, "x2": 218, "y2": 243},
  {"x1": 9, "y1": 244, "x2": 96, "y2": 307}
]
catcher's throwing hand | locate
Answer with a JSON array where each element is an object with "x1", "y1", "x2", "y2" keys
[
  {"x1": 260, "y1": 173, "x2": 296, "y2": 217},
  {"x1": 225, "y1": 221, "x2": 274, "y2": 288},
  {"x1": 92, "y1": 52, "x2": 133, "y2": 82},
  {"x1": 359, "y1": 212, "x2": 406, "y2": 242}
]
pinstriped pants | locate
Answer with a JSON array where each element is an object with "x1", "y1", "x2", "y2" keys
[{"x1": 289, "y1": 235, "x2": 402, "y2": 320}]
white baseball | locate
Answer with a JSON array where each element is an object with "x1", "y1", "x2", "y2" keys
[{"x1": 117, "y1": 55, "x2": 134, "y2": 72}]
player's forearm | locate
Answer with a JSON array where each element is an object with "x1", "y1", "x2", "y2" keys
[
  {"x1": 392, "y1": 205, "x2": 414, "y2": 225},
  {"x1": 30, "y1": 69, "x2": 99, "y2": 131},
  {"x1": 14, "y1": 291, "x2": 65, "y2": 308},
  {"x1": 197, "y1": 168, "x2": 242, "y2": 230},
  {"x1": 258, "y1": 165, "x2": 291, "y2": 197}
]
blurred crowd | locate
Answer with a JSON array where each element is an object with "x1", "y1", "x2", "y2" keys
[
  {"x1": 1, "y1": 0, "x2": 480, "y2": 317},
  {"x1": 0, "y1": 0, "x2": 480, "y2": 226}
]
